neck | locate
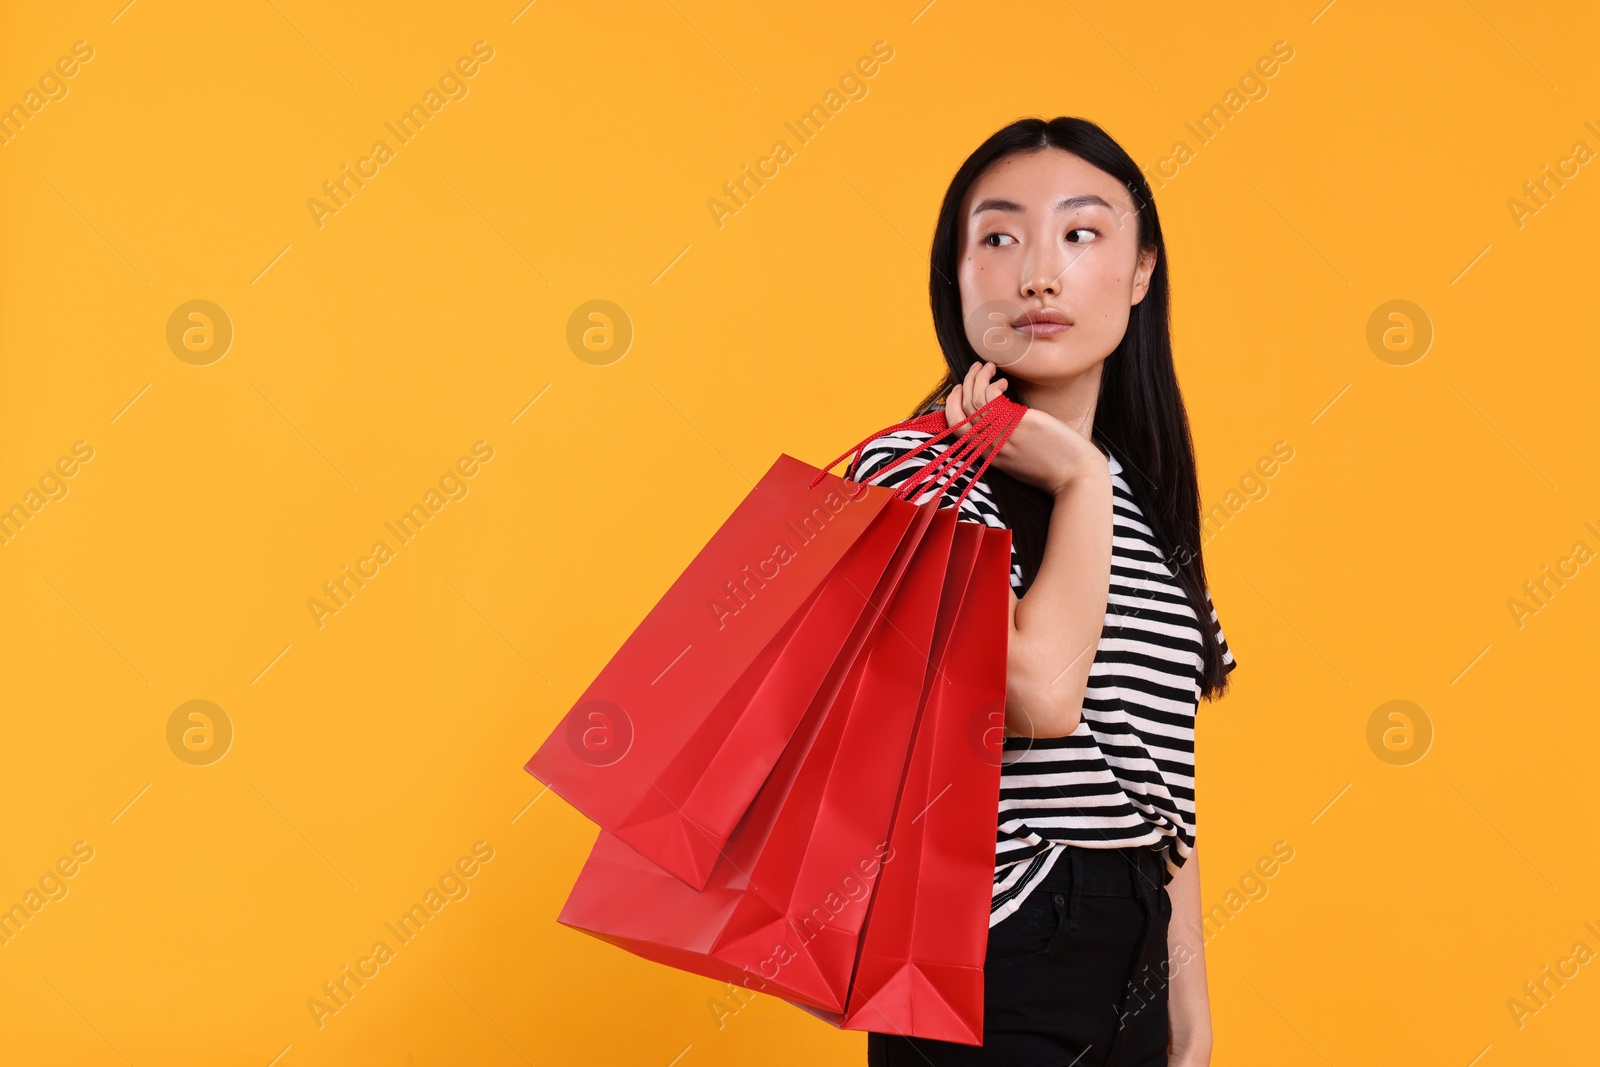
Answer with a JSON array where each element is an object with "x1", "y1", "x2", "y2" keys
[{"x1": 1011, "y1": 361, "x2": 1103, "y2": 443}]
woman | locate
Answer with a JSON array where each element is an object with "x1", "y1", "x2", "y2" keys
[{"x1": 850, "y1": 117, "x2": 1237, "y2": 1066}]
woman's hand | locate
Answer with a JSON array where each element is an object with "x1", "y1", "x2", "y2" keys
[{"x1": 945, "y1": 360, "x2": 1106, "y2": 497}]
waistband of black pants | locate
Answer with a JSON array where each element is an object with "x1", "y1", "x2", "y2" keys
[{"x1": 1037, "y1": 843, "x2": 1167, "y2": 899}]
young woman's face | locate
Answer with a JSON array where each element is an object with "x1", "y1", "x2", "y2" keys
[{"x1": 956, "y1": 147, "x2": 1156, "y2": 382}]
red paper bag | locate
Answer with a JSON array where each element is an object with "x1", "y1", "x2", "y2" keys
[
  {"x1": 526, "y1": 455, "x2": 924, "y2": 889},
  {"x1": 526, "y1": 395, "x2": 1027, "y2": 893},
  {"x1": 606, "y1": 476, "x2": 947, "y2": 890},
  {"x1": 788, "y1": 518, "x2": 1011, "y2": 1046},
  {"x1": 555, "y1": 502, "x2": 970, "y2": 1012}
]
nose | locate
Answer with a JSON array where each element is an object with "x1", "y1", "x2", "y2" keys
[
  {"x1": 1021, "y1": 273, "x2": 1057, "y2": 298},
  {"x1": 1020, "y1": 241, "x2": 1068, "y2": 298}
]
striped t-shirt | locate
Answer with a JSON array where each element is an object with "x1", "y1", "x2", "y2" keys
[{"x1": 849, "y1": 420, "x2": 1237, "y2": 928}]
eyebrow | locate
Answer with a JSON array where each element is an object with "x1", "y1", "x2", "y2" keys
[{"x1": 971, "y1": 194, "x2": 1115, "y2": 215}]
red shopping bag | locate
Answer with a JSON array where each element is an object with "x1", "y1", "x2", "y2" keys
[
  {"x1": 602, "y1": 481, "x2": 945, "y2": 891},
  {"x1": 555, "y1": 501, "x2": 967, "y2": 1012},
  {"x1": 526, "y1": 455, "x2": 910, "y2": 889},
  {"x1": 787, "y1": 518, "x2": 1011, "y2": 1046},
  {"x1": 526, "y1": 395, "x2": 1027, "y2": 892}
]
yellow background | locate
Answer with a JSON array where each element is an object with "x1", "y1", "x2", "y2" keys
[{"x1": 3, "y1": 1, "x2": 1598, "y2": 1064}]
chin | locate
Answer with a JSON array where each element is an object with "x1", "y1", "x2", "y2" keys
[{"x1": 992, "y1": 344, "x2": 1099, "y2": 381}]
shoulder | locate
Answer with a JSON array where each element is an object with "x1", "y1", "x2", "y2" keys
[
  {"x1": 847, "y1": 413, "x2": 1009, "y2": 527},
  {"x1": 849, "y1": 426, "x2": 942, "y2": 483}
]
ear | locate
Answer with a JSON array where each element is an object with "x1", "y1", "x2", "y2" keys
[{"x1": 1129, "y1": 246, "x2": 1158, "y2": 306}]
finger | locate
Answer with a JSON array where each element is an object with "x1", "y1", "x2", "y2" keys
[
  {"x1": 945, "y1": 383, "x2": 964, "y2": 431},
  {"x1": 964, "y1": 361, "x2": 982, "y2": 417},
  {"x1": 977, "y1": 361, "x2": 996, "y2": 405}
]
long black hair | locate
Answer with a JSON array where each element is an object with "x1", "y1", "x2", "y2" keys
[{"x1": 910, "y1": 116, "x2": 1231, "y2": 700}]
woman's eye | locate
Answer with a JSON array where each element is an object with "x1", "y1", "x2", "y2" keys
[
  {"x1": 983, "y1": 232, "x2": 1016, "y2": 247},
  {"x1": 1066, "y1": 228, "x2": 1099, "y2": 243}
]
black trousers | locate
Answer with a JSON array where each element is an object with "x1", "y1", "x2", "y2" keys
[{"x1": 867, "y1": 844, "x2": 1172, "y2": 1067}]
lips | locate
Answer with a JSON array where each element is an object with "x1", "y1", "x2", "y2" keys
[{"x1": 1012, "y1": 308, "x2": 1072, "y2": 334}]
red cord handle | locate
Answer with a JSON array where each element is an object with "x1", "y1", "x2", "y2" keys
[{"x1": 811, "y1": 394, "x2": 1028, "y2": 512}]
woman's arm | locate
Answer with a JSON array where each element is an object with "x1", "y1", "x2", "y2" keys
[
  {"x1": 944, "y1": 361, "x2": 1111, "y2": 739},
  {"x1": 1166, "y1": 848, "x2": 1213, "y2": 1065},
  {"x1": 1002, "y1": 465, "x2": 1111, "y2": 738}
]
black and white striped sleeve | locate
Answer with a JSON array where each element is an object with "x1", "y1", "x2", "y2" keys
[
  {"x1": 1206, "y1": 588, "x2": 1237, "y2": 674},
  {"x1": 849, "y1": 430, "x2": 991, "y2": 527}
]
